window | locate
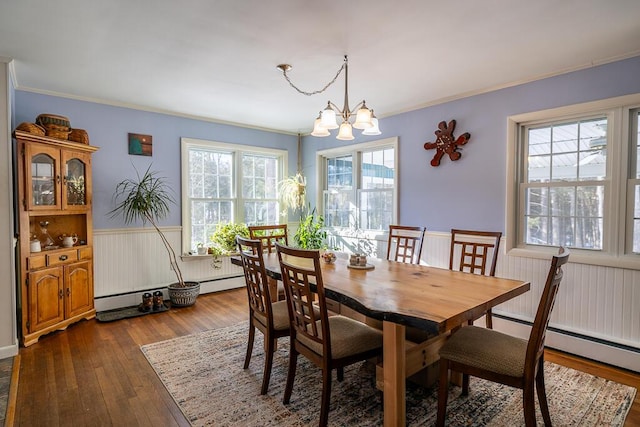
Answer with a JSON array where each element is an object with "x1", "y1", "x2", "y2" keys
[
  {"x1": 524, "y1": 117, "x2": 606, "y2": 249},
  {"x1": 507, "y1": 94, "x2": 640, "y2": 268},
  {"x1": 631, "y1": 109, "x2": 640, "y2": 253},
  {"x1": 318, "y1": 137, "x2": 397, "y2": 231},
  {"x1": 181, "y1": 138, "x2": 287, "y2": 253}
]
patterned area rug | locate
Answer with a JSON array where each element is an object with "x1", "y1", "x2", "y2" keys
[
  {"x1": 0, "y1": 357, "x2": 13, "y2": 424},
  {"x1": 141, "y1": 322, "x2": 636, "y2": 426}
]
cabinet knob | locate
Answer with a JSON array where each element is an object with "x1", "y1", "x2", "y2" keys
[
  {"x1": 59, "y1": 255, "x2": 68, "y2": 261},
  {"x1": 59, "y1": 289, "x2": 63, "y2": 299}
]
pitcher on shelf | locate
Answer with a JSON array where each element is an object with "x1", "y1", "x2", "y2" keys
[{"x1": 59, "y1": 233, "x2": 78, "y2": 248}]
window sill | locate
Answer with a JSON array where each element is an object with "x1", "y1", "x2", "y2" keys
[{"x1": 181, "y1": 254, "x2": 214, "y2": 262}]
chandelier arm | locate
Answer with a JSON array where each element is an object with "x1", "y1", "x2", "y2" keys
[
  {"x1": 349, "y1": 100, "x2": 365, "y2": 115},
  {"x1": 281, "y1": 62, "x2": 346, "y2": 96},
  {"x1": 327, "y1": 101, "x2": 343, "y2": 113}
]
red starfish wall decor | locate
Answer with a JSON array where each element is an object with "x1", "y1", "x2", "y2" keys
[{"x1": 423, "y1": 120, "x2": 471, "y2": 167}]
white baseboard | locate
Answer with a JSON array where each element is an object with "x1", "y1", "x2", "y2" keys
[
  {"x1": 493, "y1": 317, "x2": 640, "y2": 373},
  {"x1": 0, "y1": 343, "x2": 19, "y2": 359},
  {"x1": 94, "y1": 276, "x2": 245, "y2": 312}
]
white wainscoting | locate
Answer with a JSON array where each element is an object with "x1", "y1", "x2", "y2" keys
[
  {"x1": 94, "y1": 227, "x2": 639, "y2": 371},
  {"x1": 93, "y1": 227, "x2": 244, "y2": 310},
  {"x1": 420, "y1": 231, "x2": 640, "y2": 372}
]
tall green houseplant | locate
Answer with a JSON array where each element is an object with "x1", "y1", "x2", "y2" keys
[{"x1": 109, "y1": 165, "x2": 187, "y2": 288}]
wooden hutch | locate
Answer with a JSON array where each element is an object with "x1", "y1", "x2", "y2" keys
[{"x1": 14, "y1": 129, "x2": 99, "y2": 346}]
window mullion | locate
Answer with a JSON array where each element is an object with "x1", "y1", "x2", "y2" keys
[
  {"x1": 353, "y1": 150, "x2": 361, "y2": 229},
  {"x1": 234, "y1": 151, "x2": 241, "y2": 223},
  {"x1": 606, "y1": 108, "x2": 624, "y2": 255}
]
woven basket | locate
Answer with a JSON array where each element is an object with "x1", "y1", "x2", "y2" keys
[
  {"x1": 69, "y1": 128, "x2": 90, "y2": 144},
  {"x1": 16, "y1": 122, "x2": 46, "y2": 136},
  {"x1": 36, "y1": 113, "x2": 71, "y2": 130},
  {"x1": 168, "y1": 281, "x2": 200, "y2": 307},
  {"x1": 46, "y1": 128, "x2": 71, "y2": 140}
]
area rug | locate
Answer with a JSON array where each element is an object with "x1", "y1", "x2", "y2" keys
[
  {"x1": 141, "y1": 322, "x2": 636, "y2": 426},
  {"x1": 0, "y1": 357, "x2": 12, "y2": 424}
]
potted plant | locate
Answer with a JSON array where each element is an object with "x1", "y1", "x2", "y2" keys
[
  {"x1": 196, "y1": 242, "x2": 208, "y2": 255},
  {"x1": 208, "y1": 222, "x2": 249, "y2": 268},
  {"x1": 294, "y1": 206, "x2": 327, "y2": 250},
  {"x1": 278, "y1": 172, "x2": 307, "y2": 216},
  {"x1": 110, "y1": 165, "x2": 200, "y2": 306}
]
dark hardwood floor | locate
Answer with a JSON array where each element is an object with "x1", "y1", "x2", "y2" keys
[{"x1": 10, "y1": 288, "x2": 640, "y2": 426}]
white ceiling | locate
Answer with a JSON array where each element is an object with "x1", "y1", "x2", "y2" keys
[{"x1": 1, "y1": 1, "x2": 640, "y2": 135}]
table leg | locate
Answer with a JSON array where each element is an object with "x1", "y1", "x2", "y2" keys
[{"x1": 383, "y1": 321, "x2": 406, "y2": 427}]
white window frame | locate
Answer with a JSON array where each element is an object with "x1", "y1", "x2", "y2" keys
[
  {"x1": 181, "y1": 137, "x2": 288, "y2": 253},
  {"x1": 506, "y1": 93, "x2": 640, "y2": 269},
  {"x1": 316, "y1": 137, "x2": 398, "y2": 233}
]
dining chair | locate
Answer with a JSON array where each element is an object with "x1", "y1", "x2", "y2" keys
[
  {"x1": 248, "y1": 224, "x2": 288, "y2": 253},
  {"x1": 381, "y1": 225, "x2": 432, "y2": 350},
  {"x1": 436, "y1": 247, "x2": 570, "y2": 427},
  {"x1": 248, "y1": 224, "x2": 288, "y2": 301},
  {"x1": 237, "y1": 236, "x2": 290, "y2": 395},
  {"x1": 387, "y1": 224, "x2": 426, "y2": 264},
  {"x1": 449, "y1": 228, "x2": 502, "y2": 328},
  {"x1": 275, "y1": 243, "x2": 384, "y2": 427}
]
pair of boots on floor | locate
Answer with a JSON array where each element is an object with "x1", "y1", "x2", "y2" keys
[{"x1": 139, "y1": 291, "x2": 164, "y2": 312}]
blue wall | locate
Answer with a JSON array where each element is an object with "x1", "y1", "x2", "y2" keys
[
  {"x1": 302, "y1": 55, "x2": 640, "y2": 233},
  {"x1": 14, "y1": 56, "x2": 640, "y2": 234},
  {"x1": 14, "y1": 93, "x2": 299, "y2": 229}
]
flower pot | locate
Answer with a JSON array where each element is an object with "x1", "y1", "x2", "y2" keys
[{"x1": 167, "y1": 281, "x2": 200, "y2": 307}]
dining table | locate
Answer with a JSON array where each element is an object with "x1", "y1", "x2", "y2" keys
[{"x1": 231, "y1": 252, "x2": 530, "y2": 427}]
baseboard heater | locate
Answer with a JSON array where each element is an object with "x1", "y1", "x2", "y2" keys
[
  {"x1": 94, "y1": 274, "x2": 245, "y2": 312},
  {"x1": 493, "y1": 312, "x2": 640, "y2": 373}
]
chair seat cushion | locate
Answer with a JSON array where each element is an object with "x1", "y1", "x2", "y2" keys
[
  {"x1": 255, "y1": 300, "x2": 290, "y2": 331},
  {"x1": 439, "y1": 326, "x2": 528, "y2": 377},
  {"x1": 298, "y1": 315, "x2": 383, "y2": 359}
]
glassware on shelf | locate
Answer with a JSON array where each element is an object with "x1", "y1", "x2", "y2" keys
[{"x1": 38, "y1": 221, "x2": 56, "y2": 249}]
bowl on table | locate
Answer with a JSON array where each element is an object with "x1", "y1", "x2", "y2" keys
[{"x1": 321, "y1": 252, "x2": 337, "y2": 263}]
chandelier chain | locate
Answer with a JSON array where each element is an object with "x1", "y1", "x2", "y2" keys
[{"x1": 281, "y1": 61, "x2": 346, "y2": 96}]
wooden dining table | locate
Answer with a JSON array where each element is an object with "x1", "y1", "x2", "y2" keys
[{"x1": 231, "y1": 253, "x2": 530, "y2": 426}]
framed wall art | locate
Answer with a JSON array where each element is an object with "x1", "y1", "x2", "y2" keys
[{"x1": 128, "y1": 133, "x2": 152, "y2": 156}]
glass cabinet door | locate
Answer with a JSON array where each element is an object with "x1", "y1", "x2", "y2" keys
[
  {"x1": 28, "y1": 145, "x2": 60, "y2": 210},
  {"x1": 32, "y1": 153, "x2": 56, "y2": 206},
  {"x1": 65, "y1": 157, "x2": 86, "y2": 205},
  {"x1": 62, "y1": 150, "x2": 91, "y2": 209}
]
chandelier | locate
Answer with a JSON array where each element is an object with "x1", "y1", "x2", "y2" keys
[{"x1": 277, "y1": 55, "x2": 381, "y2": 140}]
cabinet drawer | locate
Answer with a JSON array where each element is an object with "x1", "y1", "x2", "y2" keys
[
  {"x1": 47, "y1": 249, "x2": 78, "y2": 266},
  {"x1": 27, "y1": 254, "x2": 47, "y2": 270},
  {"x1": 78, "y1": 246, "x2": 92, "y2": 260}
]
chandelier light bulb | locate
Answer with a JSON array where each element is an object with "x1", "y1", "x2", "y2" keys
[
  {"x1": 336, "y1": 122, "x2": 355, "y2": 140},
  {"x1": 353, "y1": 101, "x2": 373, "y2": 129},
  {"x1": 362, "y1": 117, "x2": 381, "y2": 136},
  {"x1": 320, "y1": 104, "x2": 339, "y2": 129},
  {"x1": 311, "y1": 113, "x2": 330, "y2": 137}
]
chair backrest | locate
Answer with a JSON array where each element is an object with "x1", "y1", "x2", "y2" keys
[
  {"x1": 449, "y1": 229, "x2": 502, "y2": 276},
  {"x1": 387, "y1": 225, "x2": 426, "y2": 264},
  {"x1": 525, "y1": 247, "x2": 570, "y2": 375},
  {"x1": 275, "y1": 243, "x2": 330, "y2": 356},
  {"x1": 249, "y1": 224, "x2": 288, "y2": 254},
  {"x1": 237, "y1": 236, "x2": 273, "y2": 325}
]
